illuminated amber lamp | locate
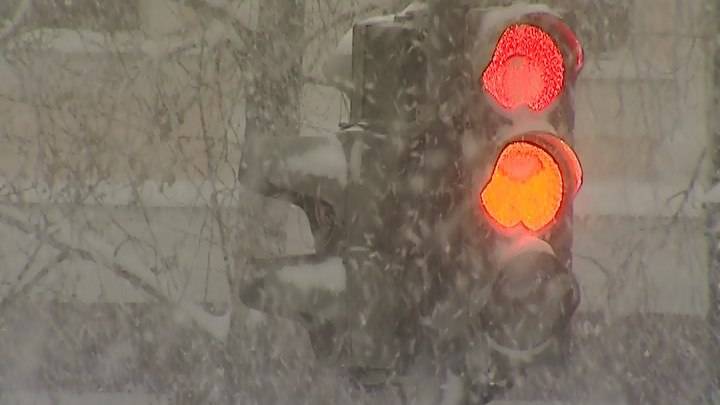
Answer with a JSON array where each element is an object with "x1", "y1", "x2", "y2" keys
[{"x1": 480, "y1": 136, "x2": 582, "y2": 235}]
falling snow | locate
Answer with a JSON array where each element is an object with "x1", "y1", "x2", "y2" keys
[{"x1": 0, "y1": 0, "x2": 717, "y2": 404}]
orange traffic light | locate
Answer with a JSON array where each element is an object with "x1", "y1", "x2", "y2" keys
[{"x1": 480, "y1": 139, "x2": 577, "y2": 234}]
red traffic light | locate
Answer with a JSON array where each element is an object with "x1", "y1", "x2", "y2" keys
[
  {"x1": 481, "y1": 24, "x2": 565, "y2": 112},
  {"x1": 479, "y1": 133, "x2": 582, "y2": 234}
]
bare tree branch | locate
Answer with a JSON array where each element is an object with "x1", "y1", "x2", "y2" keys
[
  {"x1": 0, "y1": 250, "x2": 70, "y2": 319},
  {"x1": 0, "y1": 204, "x2": 231, "y2": 341}
]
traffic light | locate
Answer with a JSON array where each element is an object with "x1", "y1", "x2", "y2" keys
[
  {"x1": 238, "y1": 3, "x2": 439, "y2": 372},
  {"x1": 468, "y1": 7, "x2": 585, "y2": 367},
  {"x1": 237, "y1": 2, "x2": 585, "y2": 393}
]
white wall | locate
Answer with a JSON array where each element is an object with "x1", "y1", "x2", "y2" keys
[{"x1": 571, "y1": 0, "x2": 714, "y2": 317}]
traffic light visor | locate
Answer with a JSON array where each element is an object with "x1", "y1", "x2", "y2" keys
[
  {"x1": 480, "y1": 140, "x2": 567, "y2": 233},
  {"x1": 481, "y1": 24, "x2": 565, "y2": 112}
]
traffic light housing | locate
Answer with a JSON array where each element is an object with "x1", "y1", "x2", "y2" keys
[
  {"x1": 238, "y1": 1, "x2": 585, "y2": 386},
  {"x1": 349, "y1": 14, "x2": 428, "y2": 130},
  {"x1": 466, "y1": 7, "x2": 584, "y2": 365}
]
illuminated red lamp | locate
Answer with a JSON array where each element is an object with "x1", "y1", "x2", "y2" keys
[
  {"x1": 479, "y1": 135, "x2": 582, "y2": 234},
  {"x1": 481, "y1": 24, "x2": 565, "y2": 112}
]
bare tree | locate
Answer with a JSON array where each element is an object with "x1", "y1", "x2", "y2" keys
[{"x1": 0, "y1": 0, "x2": 388, "y2": 403}]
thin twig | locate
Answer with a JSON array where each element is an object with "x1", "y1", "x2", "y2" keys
[
  {"x1": 666, "y1": 149, "x2": 706, "y2": 230},
  {"x1": 0, "y1": 249, "x2": 70, "y2": 318},
  {"x1": 0, "y1": 205, "x2": 164, "y2": 301}
]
